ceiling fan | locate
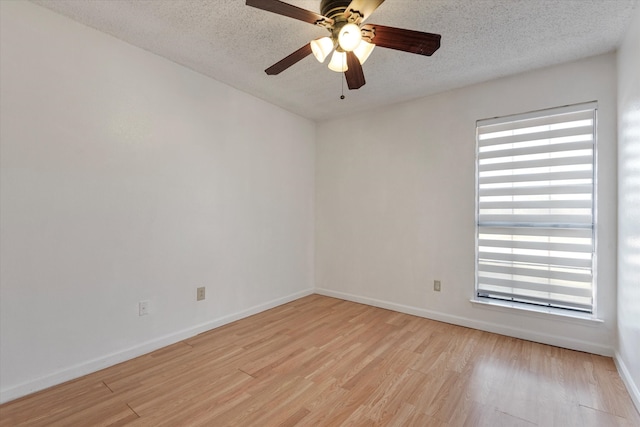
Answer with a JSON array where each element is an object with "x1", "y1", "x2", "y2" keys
[{"x1": 246, "y1": 0, "x2": 441, "y2": 90}]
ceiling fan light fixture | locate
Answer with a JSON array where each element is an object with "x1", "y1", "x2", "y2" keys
[
  {"x1": 328, "y1": 50, "x2": 348, "y2": 72},
  {"x1": 353, "y1": 40, "x2": 375, "y2": 64},
  {"x1": 310, "y1": 37, "x2": 334, "y2": 63},
  {"x1": 338, "y1": 23, "x2": 362, "y2": 51}
]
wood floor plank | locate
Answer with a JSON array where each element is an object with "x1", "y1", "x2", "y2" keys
[
  {"x1": 1, "y1": 295, "x2": 638, "y2": 426},
  {"x1": 0, "y1": 379, "x2": 114, "y2": 425}
]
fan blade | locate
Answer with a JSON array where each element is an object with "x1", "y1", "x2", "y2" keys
[
  {"x1": 362, "y1": 24, "x2": 441, "y2": 56},
  {"x1": 246, "y1": 0, "x2": 331, "y2": 26},
  {"x1": 344, "y1": 51, "x2": 366, "y2": 90},
  {"x1": 265, "y1": 43, "x2": 312, "y2": 75},
  {"x1": 343, "y1": 0, "x2": 385, "y2": 22}
]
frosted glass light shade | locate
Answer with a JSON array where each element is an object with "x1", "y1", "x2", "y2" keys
[
  {"x1": 338, "y1": 23, "x2": 362, "y2": 51},
  {"x1": 353, "y1": 40, "x2": 375, "y2": 64},
  {"x1": 328, "y1": 50, "x2": 348, "y2": 72},
  {"x1": 310, "y1": 37, "x2": 334, "y2": 63}
]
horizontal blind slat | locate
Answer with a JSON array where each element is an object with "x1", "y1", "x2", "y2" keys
[
  {"x1": 478, "y1": 226, "x2": 593, "y2": 238},
  {"x1": 478, "y1": 261, "x2": 592, "y2": 283},
  {"x1": 477, "y1": 276, "x2": 593, "y2": 298},
  {"x1": 479, "y1": 170, "x2": 593, "y2": 185},
  {"x1": 478, "y1": 127, "x2": 594, "y2": 148},
  {"x1": 478, "y1": 214, "x2": 592, "y2": 225},
  {"x1": 478, "y1": 252, "x2": 592, "y2": 268},
  {"x1": 479, "y1": 200, "x2": 593, "y2": 209},
  {"x1": 478, "y1": 238, "x2": 593, "y2": 253},
  {"x1": 479, "y1": 184, "x2": 593, "y2": 197},
  {"x1": 479, "y1": 155, "x2": 592, "y2": 172}
]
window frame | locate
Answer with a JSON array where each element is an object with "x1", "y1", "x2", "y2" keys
[{"x1": 474, "y1": 102, "x2": 598, "y2": 316}]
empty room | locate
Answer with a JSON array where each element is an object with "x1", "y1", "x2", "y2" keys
[{"x1": 1, "y1": 0, "x2": 639, "y2": 425}]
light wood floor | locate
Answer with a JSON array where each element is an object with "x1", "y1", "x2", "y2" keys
[{"x1": 1, "y1": 295, "x2": 638, "y2": 426}]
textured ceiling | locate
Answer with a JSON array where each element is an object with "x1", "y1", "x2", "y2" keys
[{"x1": 30, "y1": 0, "x2": 637, "y2": 121}]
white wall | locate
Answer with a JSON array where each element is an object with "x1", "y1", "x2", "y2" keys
[
  {"x1": 617, "y1": 4, "x2": 640, "y2": 411},
  {"x1": 316, "y1": 53, "x2": 618, "y2": 356},
  {"x1": 0, "y1": 1, "x2": 315, "y2": 402},
  {"x1": 1, "y1": 0, "x2": 634, "y2": 409}
]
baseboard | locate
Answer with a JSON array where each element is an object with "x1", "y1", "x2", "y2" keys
[
  {"x1": 315, "y1": 288, "x2": 613, "y2": 356},
  {"x1": 615, "y1": 352, "x2": 640, "y2": 415},
  {"x1": 0, "y1": 288, "x2": 314, "y2": 404}
]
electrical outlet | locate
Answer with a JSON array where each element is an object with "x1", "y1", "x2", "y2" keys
[
  {"x1": 197, "y1": 287, "x2": 206, "y2": 301},
  {"x1": 139, "y1": 300, "x2": 149, "y2": 316},
  {"x1": 434, "y1": 280, "x2": 441, "y2": 292}
]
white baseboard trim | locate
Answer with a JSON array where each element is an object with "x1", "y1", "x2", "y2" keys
[
  {"x1": 614, "y1": 352, "x2": 640, "y2": 416},
  {"x1": 0, "y1": 288, "x2": 314, "y2": 404},
  {"x1": 315, "y1": 288, "x2": 613, "y2": 356}
]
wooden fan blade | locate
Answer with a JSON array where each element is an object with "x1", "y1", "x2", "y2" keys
[
  {"x1": 246, "y1": 0, "x2": 331, "y2": 26},
  {"x1": 265, "y1": 43, "x2": 312, "y2": 75},
  {"x1": 343, "y1": 0, "x2": 385, "y2": 22},
  {"x1": 344, "y1": 51, "x2": 365, "y2": 90},
  {"x1": 362, "y1": 23, "x2": 441, "y2": 56}
]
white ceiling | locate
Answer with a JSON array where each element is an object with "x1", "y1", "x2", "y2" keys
[{"x1": 31, "y1": 0, "x2": 637, "y2": 121}]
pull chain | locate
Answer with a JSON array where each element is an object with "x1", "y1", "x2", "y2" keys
[{"x1": 340, "y1": 53, "x2": 345, "y2": 100}]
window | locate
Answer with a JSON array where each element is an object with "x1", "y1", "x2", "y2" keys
[{"x1": 475, "y1": 103, "x2": 596, "y2": 314}]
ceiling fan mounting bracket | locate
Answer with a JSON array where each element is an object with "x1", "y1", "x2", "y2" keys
[
  {"x1": 361, "y1": 26, "x2": 375, "y2": 43},
  {"x1": 314, "y1": 17, "x2": 334, "y2": 29},
  {"x1": 345, "y1": 9, "x2": 364, "y2": 24}
]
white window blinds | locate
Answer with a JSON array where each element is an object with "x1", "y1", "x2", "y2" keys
[{"x1": 476, "y1": 103, "x2": 596, "y2": 313}]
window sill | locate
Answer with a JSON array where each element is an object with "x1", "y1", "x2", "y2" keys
[{"x1": 469, "y1": 298, "x2": 604, "y2": 327}]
